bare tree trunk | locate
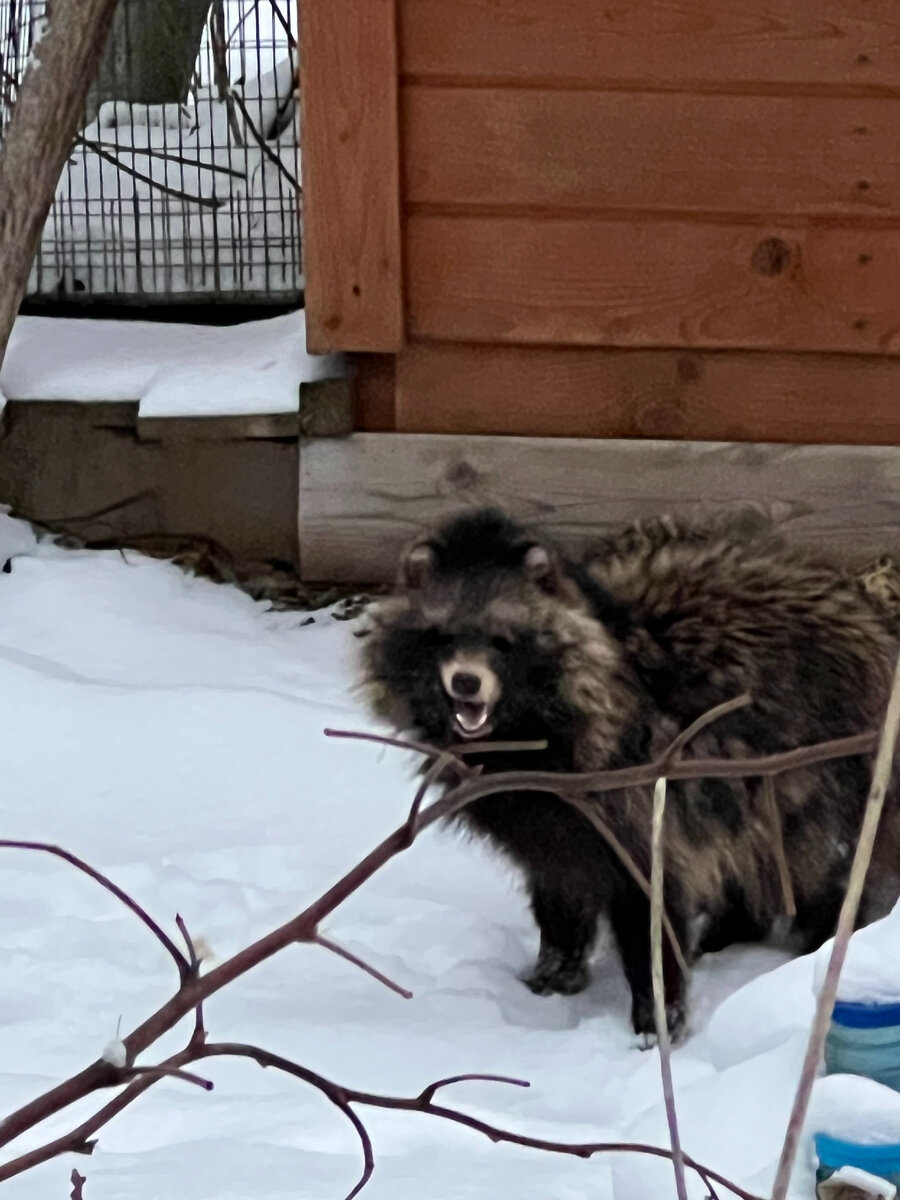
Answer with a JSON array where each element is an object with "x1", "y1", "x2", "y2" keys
[
  {"x1": 85, "y1": 0, "x2": 213, "y2": 123},
  {"x1": 0, "y1": 0, "x2": 121, "y2": 373}
]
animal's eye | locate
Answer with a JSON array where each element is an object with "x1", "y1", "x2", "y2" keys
[{"x1": 491, "y1": 634, "x2": 513, "y2": 652}]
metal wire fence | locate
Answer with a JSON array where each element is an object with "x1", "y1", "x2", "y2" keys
[{"x1": 1, "y1": 0, "x2": 302, "y2": 305}]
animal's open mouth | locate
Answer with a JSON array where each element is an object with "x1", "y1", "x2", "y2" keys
[{"x1": 453, "y1": 701, "x2": 495, "y2": 740}]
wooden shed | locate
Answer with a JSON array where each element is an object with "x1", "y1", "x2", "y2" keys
[{"x1": 297, "y1": 0, "x2": 900, "y2": 583}]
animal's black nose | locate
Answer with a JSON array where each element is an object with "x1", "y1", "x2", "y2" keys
[{"x1": 451, "y1": 671, "x2": 482, "y2": 697}]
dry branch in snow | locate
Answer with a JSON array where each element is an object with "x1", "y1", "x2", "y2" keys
[{"x1": 0, "y1": 693, "x2": 894, "y2": 1199}]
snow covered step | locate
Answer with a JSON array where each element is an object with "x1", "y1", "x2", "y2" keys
[{"x1": 0, "y1": 310, "x2": 343, "y2": 420}]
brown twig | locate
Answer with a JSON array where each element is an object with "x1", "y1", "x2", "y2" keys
[
  {"x1": 700, "y1": 1170, "x2": 723, "y2": 1200},
  {"x1": 70, "y1": 1168, "x2": 86, "y2": 1199},
  {"x1": 0, "y1": 720, "x2": 878, "y2": 1161},
  {"x1": 416, "y1": 1073, "x2": 530, "y2": 1103},
  {"x1": 230, "y1": 89, "x2": 298, "y2": 188},
  {"x1": 664, "y1": 693, "x2": 752, "y2": 761},
  {"x1": 760, "y1": 777, "x2": 796, "y2": 918},
  {"x1": 175, "y1": 913, "x2": 206, "y2": 1047},
  {"x1": 562, "y1": 798, "x2": 689, "y2": 972},
  {"x1": 650, "y1": 776, "x2": 688, "y2": 1200},
  {"x1": 263, "y1": 0, "x2": 298, "y2": 49},
  {"x1": 27, "y1": 488, "x2": 158, "y2": 529},
  {"x1": 74, "y1": 136, "x2": 224, "y2": 209},
  {"x1": 124, "y1": 1064, "x2": 212, "y2": 1091},
  {"x1": 0, "y1": 841, "x2": 189, "y2": 980},
  {"x1": 421, "y1": 731, "x2": 880, "y2": 823},
  {"x1": 403, "y1": 749, "x2": 458, "y2": 846},
  {"x1": 190, "y1": 1043, "x2": 762, "y2": 1200},
  {"x1": 312, "y1": 934, "x2": 413, "y2": 1000},
  {"x1": 209, "y1": 0, "x2": 244, "y2": 148},
  {"x1": 324, "y1": 728, "x2": 547, "y2": 761},
  {"x1": 771, "y1": 650, "x2": 900, "y2": 1200},
  {"x1": 85, "y1": 139, "x2": 247, "y2": 180}
]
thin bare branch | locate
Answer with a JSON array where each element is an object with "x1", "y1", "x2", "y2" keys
[
  {"x1": 31, "y1": 487, "x2": 158, "y2": 529},
  {"x1": 175, "y1": 913, "x2": 200, "y2": 973},
  {"x1": 192, "y1": 1044, "x2": 761, "y2": 1200},
  {"x1": 425, "y1": 731, "x2": 881, "y2": 831},
  {"x1": 700, "y1": 1170, "x2": 723, "y2": 1200},
  {"x1": 417, "y1": 1074, "x2": 530, "y2": 1104},
  {"x1": 312, "y1": 934, "x2": 413, "y2": 1000},
  {"x1": 761, "y1": 777, "x2": 796, "y2": 918},
  {"x1": 194, "y1": 1043, "x2": 373, "y2": 1200},
  {"x1": 175, "y1": 913, "x2": 206, "y2": 1047},
  {"x1": 230, "y1": 89, "x2": 297, "y2": 188},
  {"x1": 11, "y1": 1035, "x2": 755, "y2": 1199},
  {"x1": 324, "y1": 727, "x2": 547, "y2": 761},
  {"x1": 125, "y1": 1065, "x2": 212, "y2": 1091},
  {"x1": 209, "y1": 0, "x2": 244, "y2": 147},
  {"x1": 0, "y1": 841, "x2": 189, "y2": 980},
  {"x1": 339, "y1": 1103, "x2": 375, "y2": 1200},
  {"x1": 75, "y1": 136, "x2": 224, "y2": 209},
  {"x1": 664, "y1": 693, "x2": 752, "y2": 762},
  {"x1": 88, "y1": 139, "x2": 247, "y2": 180},
  {"x1": 404, "y1": 750, "x2": 456, "y2": 846},
  {"x1": 0, "y1": 708, "x2": 879, "y2": 1180},
  {"x1": 264, "y1": 0, "x2": 297, "y2": 49},
  {"x1": 650, "y1": 777, "x2": 688, "y2": 1200},
  {"x1": 562, "y1": 799, "x2": 689, "y2": 974},
  {"x1": 771, "y1": 649, "x2": 900, "y2": 1200}
]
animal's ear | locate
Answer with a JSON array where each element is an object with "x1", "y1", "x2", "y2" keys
[
  {"x1": 400, "y1": 541, "x2": 436, "y2": 589},
  {"x1": 522, "y1": 542, "x2": 558, "y2": 593}
]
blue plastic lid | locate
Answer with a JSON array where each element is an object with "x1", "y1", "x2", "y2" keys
[
  {"x1": 815, "y1": 1133, "x2": 900, "y2": 1176},
  {"x1": 832, "y1": 1001, "x2": 900, "y2": 1029}
]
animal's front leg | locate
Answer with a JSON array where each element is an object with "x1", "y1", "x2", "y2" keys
[
  {"x1": 610, "y1": 886, "x2": 689, "y2": 1046},
  {"x1": 524, "y1": 883, "x2": 598, "y2": 996}
]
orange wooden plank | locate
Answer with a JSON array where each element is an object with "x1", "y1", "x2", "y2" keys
[
  {"x1": 395, "y1": 342, "x2": 900, "y2": 445},
  {"x1": 405, "y1": 214, "x2": 900, "y2": 353},
  {"x1": 352, "y1": 353, "x2": 396, "y2": 431},
  {"x1": 299, "y1": 0, "x2": 403, "y2": 352},
  {"x1": 404, "y1": 88, "x2": 898, "y2": 217},
  {"x1": 400, "y1": 0, "x2": 900, "y2": 93}
]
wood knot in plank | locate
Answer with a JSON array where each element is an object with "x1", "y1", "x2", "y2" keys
[
  {"x1": 676, "y1": 354, "x2": 701, "y2": 383},
  {"x1": 444, "y1": 459, "x2": 481, "y2": 492},
  {"x1": 751, "y1": 237, "x2": 793, "y2": 277}
]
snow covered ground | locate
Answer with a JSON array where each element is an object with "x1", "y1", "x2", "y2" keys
[{"x1": 0, "y1": 514, "x2": 889, "y2": 1199}]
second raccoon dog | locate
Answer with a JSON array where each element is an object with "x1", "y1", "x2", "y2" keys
[{"x1": 359, "y1": 508, "x2": 900, "y2": 1041}]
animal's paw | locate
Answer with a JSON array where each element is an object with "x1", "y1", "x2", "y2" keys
[
  {"x1": 632, "y1": 1030, "x2": 660, "y2": 1052},
  {"x1": 523, "y1": 949, "x2": 590, "y2": 997},
  {"x1": 631, "y1": 994, "x2": 687, "y2": 1047}
]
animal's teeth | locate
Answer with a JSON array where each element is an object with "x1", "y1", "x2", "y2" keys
[{"x1": 455, "y1": 704, "x2": 489, "y2": 732}]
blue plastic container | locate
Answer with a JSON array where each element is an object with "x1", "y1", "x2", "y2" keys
[
  {"x1": 814, "y1": 1132, "x2": 900, "y2": 1190},
  {"x1": 824, "y1": 1002, "x2": 900, "y2": 1093}
]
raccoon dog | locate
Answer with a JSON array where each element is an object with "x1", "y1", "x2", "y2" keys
[{"x1": 359, "y1": 507, "x2": 900, "y2": 1041}]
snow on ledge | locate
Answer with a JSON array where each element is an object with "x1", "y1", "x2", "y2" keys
[{"x1": 0, "y1": 310, "x2": 343, "y2": 419}]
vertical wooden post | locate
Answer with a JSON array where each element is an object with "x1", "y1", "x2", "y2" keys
[{"x1": 299, "y1": 0, "x2": 404, "y2": 353}]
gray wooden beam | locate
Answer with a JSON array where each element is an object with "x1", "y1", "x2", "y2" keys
[{"x1": 298, "y1": 432, "x2": 900, "y2": 582}]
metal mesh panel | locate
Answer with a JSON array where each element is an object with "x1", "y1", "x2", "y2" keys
[{"x1": 1, "y1": 0, "x2": 302, "y2": 305}]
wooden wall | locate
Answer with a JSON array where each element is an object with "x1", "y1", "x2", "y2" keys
[{"x1": 302, "y1": 0, "x2": 900, "y2": 444}]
